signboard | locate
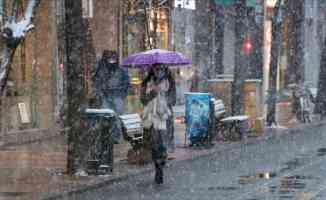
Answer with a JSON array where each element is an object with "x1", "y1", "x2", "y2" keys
[
  {"x1": 184, "y1": 0, "x2": 196, "y2": 10},
  {"x1": 214, "y1": 0, "x2": 256, "y2": 7},
  {"x1": 246, "y1": 0, "x2": 257, "y2": 7},
  {"x1": 18, "y1": 103, "x2": 30, "y2": 124},
  {"x1": 214, "y1": 0, "x2": 236, "y2": 6},
  {"x1": 174, "y1": 0, "x2": 196, "y2": 10},
  {"x1": 215, "y1": 0, "x2": 262, "y2": 23},
  {"x1": 175, "y1": 0, "x2": 183, "y2": 8}
]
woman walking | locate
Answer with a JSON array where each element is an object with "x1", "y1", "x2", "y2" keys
[{"x1": 141, "y1": 65, "x2": 173, "y2": 184}]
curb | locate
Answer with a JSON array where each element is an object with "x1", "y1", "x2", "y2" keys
[
  {"x1": 43, "y1": 168, "x2": 153, "y2": 200},
  {"x1": 42, "y1": 121, "x2": 326, "y2": 200}
]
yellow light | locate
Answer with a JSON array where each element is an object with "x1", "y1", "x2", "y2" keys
[{"x1": 131, "y1": 77, "x2": 142, "y2": 85}]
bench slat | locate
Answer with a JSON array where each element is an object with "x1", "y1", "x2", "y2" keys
[
  {"x1": 213, "y1": 99, "x2": 226, "y2": 118},
  {"x1": 119, "y1": 114, "x2": 143, "y2": 142},
  {"x1": 124, "y1": 124, "x2": 143, "y2": 129},
  {"x1": 221, "y1": 115, "x2": 249, "y2": 122},
  {"x1": 121, "y1": 118, "x2": 142, "y2": 124},
  {"x1": 119, "y1": 114, "x2": 142, "y2": 120}
]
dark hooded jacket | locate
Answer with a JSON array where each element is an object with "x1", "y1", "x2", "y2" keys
[{"x1": 93, "y1": 58, "x2": 130, "y2": 100}]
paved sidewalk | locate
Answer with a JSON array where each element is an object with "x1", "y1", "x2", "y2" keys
[{"x1": 0, "y1": 116, "x2": 322, "y2": 200}]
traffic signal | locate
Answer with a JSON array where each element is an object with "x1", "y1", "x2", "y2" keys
[{"x1": 243, "y1": 37, "x2": 253, "y2": 55}]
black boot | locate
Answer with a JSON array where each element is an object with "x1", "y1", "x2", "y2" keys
[{"x1": 154, "y1": 162, "x2": 163, "y2": 184}]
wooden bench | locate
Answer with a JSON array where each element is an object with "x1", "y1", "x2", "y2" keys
[
  {"x1": 119, "y1": 114, "x2": 143, "y2": 148},
  {"x1": 212, "y1": 100, "x2": 250, "y2": 141},
  {"x1": 119, "y1": 114, "x2": 152, "y2": 165},
  {"x1": 219, "y1": 115, "x2": 250, "y2": 140},
  {"x1": 211, "y1": 98, "x2": 226, "y2": 119}
]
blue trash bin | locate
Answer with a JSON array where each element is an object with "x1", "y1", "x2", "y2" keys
[{"x1": 185, "y1": 93, "x2": 214, "y2": 145}]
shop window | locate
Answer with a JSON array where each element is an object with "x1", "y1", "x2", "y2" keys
[{"x1": 149, "y1": 8, "x2": 169, "y2": 49}]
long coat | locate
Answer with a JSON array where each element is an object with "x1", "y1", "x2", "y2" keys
[{"x1": 140, "y1": 70, "x2": 175, "y2": 161}]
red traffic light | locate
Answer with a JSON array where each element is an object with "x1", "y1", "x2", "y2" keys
[{"x1": 243, "y1": 38, "x2": 253, "y2": 55}]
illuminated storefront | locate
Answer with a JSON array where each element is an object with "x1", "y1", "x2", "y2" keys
[{"x1": 122, "y1": 1, "x2": 171, "y2": 113}]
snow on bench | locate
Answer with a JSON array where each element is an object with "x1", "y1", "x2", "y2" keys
[
  {"x1": 221, "y1": 115, "x2": 249, "y2": 122},
  {"x1": 212, "y1": 99, "x2": 226, "y2": 118},
  {"x1": 119, "y1": 114, "x2": 143, "y2": 142},
  {"x1": 85, "y1": 108, "x2": 115, "y2": 117}
]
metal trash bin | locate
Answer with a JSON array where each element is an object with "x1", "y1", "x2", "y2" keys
[{"x1": 78, "y1": 108, "x2": 116, "y2": 175}]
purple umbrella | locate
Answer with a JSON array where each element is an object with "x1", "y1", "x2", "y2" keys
[{"x1": 122, "y1": 49, "x2": 191, "y2": 68}]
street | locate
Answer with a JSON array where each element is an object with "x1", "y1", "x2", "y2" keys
[
  {"x1": 2, "y1": 0, "x2": 326, "y2": 200},
  {"x1": 65, "y1": 123, "x2": 326, "y2": 200}
]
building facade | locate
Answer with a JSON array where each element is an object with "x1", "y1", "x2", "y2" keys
[
  {"x1": 302, "y1": 0, "x2": 326, "y2": 87},
  {"x1": 0, "y1": 1, "x2": 61, "y2": 134},
  {"x1": 0, "y1": 0, "x2": 267, "y2": 134},
  {"x1": 264, "y1": 0, "x2": 326, "y2": 92}
]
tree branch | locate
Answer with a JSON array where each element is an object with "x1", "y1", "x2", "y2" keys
[
  {"x1": 0, "y1": 47, "x2": 15, "y2": 96},
  {"x1": 158, "y1": 0, "x2": 167, "y2": 6},
  {"x1": 0, "y1": 0, "x2": 41, "y2": 96},
  {"x1": 5, "y1": 0, "x2": 40, "y2": 38},
  {"x1": 10, "y1": 0, "x2": 19, "y2": 23}
]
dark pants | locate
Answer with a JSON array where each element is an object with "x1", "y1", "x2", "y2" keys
[
  {"x1": 166, "y1": 116, "x2": 175, "y2": 152},
  {"x1": 154, "y1": 161, "x2": 164, "y2": 184},
  {"x1": 148, "y1": 127, "x2": 167, "y2": 184}
]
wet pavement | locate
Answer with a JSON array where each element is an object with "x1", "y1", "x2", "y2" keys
[
  {"x1": 0, "y1": 122, "x2": 238, "y2": 200},
  {"x1": 69, "y1": 123, "x2": 326, "y2": 200},
  {"x1": 0, "y1": 136, "x2": 67, "y2": 200}
]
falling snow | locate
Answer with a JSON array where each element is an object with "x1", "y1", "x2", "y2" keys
[{"x1": 0, "y1": 0, "x2": 326, "y2": 199}]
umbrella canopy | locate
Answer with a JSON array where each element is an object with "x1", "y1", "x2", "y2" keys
[{"x1": 122, "y1": 49, "x2": 191, "y2": 68}]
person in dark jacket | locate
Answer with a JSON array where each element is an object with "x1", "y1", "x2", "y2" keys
[
  {"x1": 140, "y1": 65, "x2": 174, "y2": 184},
  {"x1": 93, "y1": 50, "x2": 130, "y2": 114},
  {"x1": 93, "y1": 50, "x2": 130, "y2": 142}
]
